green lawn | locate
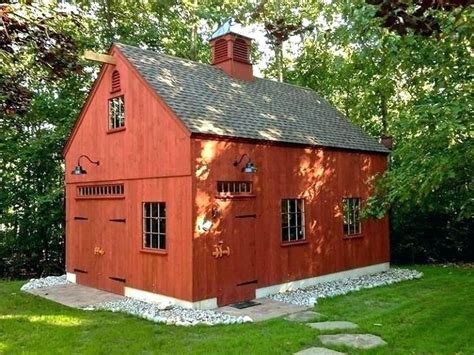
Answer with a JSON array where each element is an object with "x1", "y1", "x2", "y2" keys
[{"x1": 0, "y1": 266, "x2": 472, "y2": 354}]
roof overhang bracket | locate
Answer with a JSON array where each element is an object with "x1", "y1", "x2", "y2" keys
[{"x1": 83, "y1": 50, "x2": 117, "y2": 65}]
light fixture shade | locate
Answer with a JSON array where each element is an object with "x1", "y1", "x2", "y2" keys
[
  {"x1": 71, "y1": 165, "x2": 87, "y2": 175},
  {"x1": 242, "y1": 162, "x2": 257, "y2": 173}
]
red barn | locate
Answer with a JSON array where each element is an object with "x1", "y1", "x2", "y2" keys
[{"x1": 63, "y1": 27, "x2": 390, "y2": 309}]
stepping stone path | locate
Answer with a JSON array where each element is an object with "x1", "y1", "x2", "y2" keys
[
  {"x1": 285, "y1": 311, "x2": 325, "y2": 322},
  {"x1": 319, "y1": 334, "x2": 387, "y2": 350},
  {"x1": 295, "y1": 347, "x2": 345, "y2": 355},
  {"x1": 289, "y1": 312, "x2": 386, "y2": 354},
  {"x1": 307, "y1": 321, "x2": 358, "y2": 331}
]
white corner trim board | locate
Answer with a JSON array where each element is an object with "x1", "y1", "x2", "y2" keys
[
  {"x1": 255, "y1": 262, "x2": 390, "y2": 299},
  {"x1": 124, "y1": 286, "x2": 218, "y2": 310},
  {"x1": 66, "y1": 272, "x2": 77, "y2": 283}
]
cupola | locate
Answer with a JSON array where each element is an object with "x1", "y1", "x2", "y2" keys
[{"x1": 209, "y1": 20, "x2": 253, "y2": 81}]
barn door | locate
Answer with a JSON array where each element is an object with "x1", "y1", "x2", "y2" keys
[
  {"x1": 97, "y1": 199, "x2": 126, "y2": 294},
  {"x1": 73, "y1": 199, "x2": 126, "y2": 295},
  {"x1": 217, "y1": 199, "x2": 257, "y2": 306},
  {"x1": 73, "y1": 201, "x2": 100, "y2": 288}
]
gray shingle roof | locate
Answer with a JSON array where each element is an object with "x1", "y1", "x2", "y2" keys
[{"x1": 116, "y1": 43, "x2": 388, "y2": 153}]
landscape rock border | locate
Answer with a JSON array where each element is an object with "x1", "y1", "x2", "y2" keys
[
  {"x1": 85, "y1": 297, "x2": 253, "y2": 326},
  {"x1": 270, "y1": 268, "x2": 423, "y2": 306},
  {"x1": 20, "y1": 275, "x2": 68, "y2": 291}
]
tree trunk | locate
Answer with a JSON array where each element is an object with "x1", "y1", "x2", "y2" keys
[
  {"x1": 380, "y1": 92, "x2": 388, "y2": 135},
  {"x1": 190, "y1": 0, "x2": 198, "y2": 60},
  {"x1": 276, "y1": 42, "x2": 283, "y2": 82}
]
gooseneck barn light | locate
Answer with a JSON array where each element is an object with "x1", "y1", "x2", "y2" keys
[
  {"x1": 233, "y1": 153, "x2": 257, "y2": 173},
  {"x1": 71, "y1": 155, "x2": 100, "y2": 175}
]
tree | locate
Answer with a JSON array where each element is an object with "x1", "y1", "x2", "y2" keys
[
  {"x1": 1, "y1": 3, "x2": 88, "y2": 276},
  {"x1": 249, "y1": 0, "x2": 315, "y2": 82},
  {"x1": 367, "y1": 0, "x2": 473, "y2": 36},
  {"x1": 264, "y1": 0, "x2": 473, "y2": 262}
]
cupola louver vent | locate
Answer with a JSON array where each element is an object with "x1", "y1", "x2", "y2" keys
[
  {"x1": 214, "y1": 39, "x2": 228, "y2": 62},
  {"x1": 233, "y1": 38, "x2": 249, "y2": 63}
]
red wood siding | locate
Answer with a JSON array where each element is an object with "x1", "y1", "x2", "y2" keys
[
  {"x1": 65, "y1": 45, "x2": 389, "y2": 306},
  {"x1": 65, "y1": 49, "x2": 193, "y2": 300},
  {"x1": 64, "y1": 47, "x2": 191, "y2": 182},
  {"x1": 191, "y1": 138, "x2": 389, "y2": 302}
]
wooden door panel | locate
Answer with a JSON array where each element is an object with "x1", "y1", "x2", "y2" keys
[
  {"x1": 217, "y1": 199, "x2": 257, "y2": 306},
  {"x1": 74, "y1": 201, "x2": 100, "y2": 288},
  {"x1": 100, "y1": 199, "x2": 126, "y2": 294},
  {"x1": 73, "y1": 199, "x2": 125, "y2": 295}
]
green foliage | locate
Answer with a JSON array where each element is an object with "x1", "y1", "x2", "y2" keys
[
  {"x1": 316, "y1": 266, "x2": 474, "y2": 354},
  {"x1": 273, "y1": 0, "x2": 473, "y2": 262},
  {"x1": 0, "y1": 266, "x2": 473, "y2": 353},
  {"x1": 1, "y1": 4, "x2": 89, "y2": 277}
]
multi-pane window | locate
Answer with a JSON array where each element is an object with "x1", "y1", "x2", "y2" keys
[
  {"x1": 281, "y1": 199, "x2": 305, "y2": 242},
  {"x1": 143, "y1": 202, "x2": 166, "y2": 250},
  {"x1": 109, "y1": 96, "x2": 125, "y2": 129},
  {"x1": 343, "y1": 198, "x2": 361, "y2": 236}
]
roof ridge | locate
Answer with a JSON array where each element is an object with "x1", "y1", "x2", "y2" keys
[
  {"x1": 115, "y1": 43, "x2": 315, "y2": 92},
  {"x1": 115, "y1": 42, "x2": 216, "y2": 71}
]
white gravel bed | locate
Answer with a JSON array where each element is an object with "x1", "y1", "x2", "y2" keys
[
  {"x1": 20, "y1": 275, "x2": 69, "y2": 291},
  {"x1": 269, "y1": 268, "x2": 423, "y2": 306},
  {"x1": 85, "y1": 298, "x2": 252, "y2": 326}
]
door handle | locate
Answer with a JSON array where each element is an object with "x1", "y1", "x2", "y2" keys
[
  {"x1": 212, "y1": 244, "x2": 230, "y2": 258},
  {"x1": 94, "y1": 247, "x2": 105, "y2": 256},
  {"x1": 221, "y1": 246, "x2": 230, "y2": 257}
]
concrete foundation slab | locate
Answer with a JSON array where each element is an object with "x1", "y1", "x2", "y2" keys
[{"x1": 26, "y1": 283, "x2": 124, "y2": 308}]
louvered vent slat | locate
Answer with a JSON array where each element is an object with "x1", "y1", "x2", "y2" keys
[
  {"x1": 214, "y1": 39, "x2": 228, "y2": 62},
  {"x1": 233, "y1": 38, "x2": 249, "y2": 62},
  {"x1": 77, "y1": 184, "x2": 124, "y2": 198},
  {"x1": 111, "y1": 70, "x2": 121, "y2": 93}
]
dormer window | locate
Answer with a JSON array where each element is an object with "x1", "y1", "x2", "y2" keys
[
  {"x1": 109, "y1": 96, "x2": 125, "y2": 130},
  {"x1": 111, "y1": 70, "x2": 121, "y2": 93}
]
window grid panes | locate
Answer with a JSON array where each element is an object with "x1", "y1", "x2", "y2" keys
[
  {"x1": 343, "y1": 198, "x2": 361, "y2": 236},
  {"x1": 109, "y1": 96, "x2": 125, "y2": 129},
  {"x1": 281, "y1": 199, "x2": 305, "y2": 242},
  {"x1": 217, "y1": 181, "x2": 252, "y2": 195},
  {"x1": 143, "y1": 202, "x2": 166, "y2": 250}
]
